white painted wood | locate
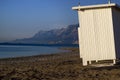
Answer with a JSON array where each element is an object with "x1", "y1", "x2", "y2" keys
[
  {"x1": 112, "y1": 7, "x2": 120, "y2": 59},
  {"x1": 113, "y1": 60, "x2": 116, "y2": 64},
  {"x1": 72, "y1": 3, "x2": 120, "y2": 10},
  {"x1": 72, "y1": 3, "x2": 120, "y2": 66}
]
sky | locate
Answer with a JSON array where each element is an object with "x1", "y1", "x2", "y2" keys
[{"x1": 0, "y1": 0, "x2": 120, "y2": 42}]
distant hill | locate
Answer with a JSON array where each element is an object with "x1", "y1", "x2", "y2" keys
[{"x1": 12, "y1": 24, "x2": 79, "y2": 44}]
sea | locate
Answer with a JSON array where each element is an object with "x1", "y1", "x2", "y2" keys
[{"x1": 0, "y1": 45, "x2": 67, "y2": 59}]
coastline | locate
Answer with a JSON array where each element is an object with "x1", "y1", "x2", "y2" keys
[
  {"x1": 0, "y1": 45, "x2": 68, "y2": 59},
  {"x1": 1, "y1": 48, "x2": 120, "y2": 80}
]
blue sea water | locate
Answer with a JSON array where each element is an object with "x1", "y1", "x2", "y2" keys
[{"x1": 0, "y1": 45, "x2": 65, "y2": 58}]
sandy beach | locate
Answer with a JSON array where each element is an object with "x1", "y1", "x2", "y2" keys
[{"x1": 0, "y1": 48, "x2": 120, "y2": 80}]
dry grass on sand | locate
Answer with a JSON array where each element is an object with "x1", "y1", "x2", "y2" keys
[{"x1": 0, "y1": 48, "x2": 120, "y2": 80}]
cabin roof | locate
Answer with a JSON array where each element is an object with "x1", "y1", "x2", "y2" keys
[{"x1": 72, "y1": 3, "x2": 120, "y2": 10}]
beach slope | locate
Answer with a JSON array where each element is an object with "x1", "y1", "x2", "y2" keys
[{"x1": 0, "y1": 48, "x2": 120, "y2": 80}]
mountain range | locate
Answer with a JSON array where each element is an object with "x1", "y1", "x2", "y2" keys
[{"x1": 12, "y1": 24, "x2": 79, "y2": 44}]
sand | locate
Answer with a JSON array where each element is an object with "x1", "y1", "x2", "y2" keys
[{"x1": 0, "y1": 48, "x2": 120, "y2": 80}]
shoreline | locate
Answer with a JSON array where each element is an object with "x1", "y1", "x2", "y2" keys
[
  {"x1": 0, "y1": 45, "x2": 73, "y2": 59},
  {"x1": 1, "y1": 48, "x2": 120, "y2": 80},
  {"x1": 0, "y1": 47, "x2": 75, "y2": 59},
  {"x1": 0, "y1": 47, "x2": 78, "y2": 64}
]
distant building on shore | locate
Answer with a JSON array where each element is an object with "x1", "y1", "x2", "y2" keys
[{"x1": 72, "y1": 3, "x2": 120, "y2": 66}]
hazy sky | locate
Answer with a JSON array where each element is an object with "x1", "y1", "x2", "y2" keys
[{"x1": 0, "y1": 0, "x2": 120, "y2": 42}]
